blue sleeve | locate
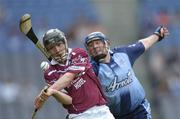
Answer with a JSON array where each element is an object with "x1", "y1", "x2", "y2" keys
[{"x1": 113, "y1": 42, "x2": 145, "y2": 66}]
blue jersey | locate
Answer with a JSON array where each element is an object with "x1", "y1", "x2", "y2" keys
[{"x1": 91, "y1": 42, "x2": 146, "y2": 117}]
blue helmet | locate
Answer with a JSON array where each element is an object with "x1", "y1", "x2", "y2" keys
[
  {"x1": 84, "y1": 31, "x2": 108, "y2": 47},
  {"x1": 84, "y1": 32, "x2": 110, "y2": 62}
]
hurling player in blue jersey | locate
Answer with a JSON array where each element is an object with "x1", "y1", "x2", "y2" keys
[{"x1": 84, "y1": 26, "x2": 169, "y2": 119}]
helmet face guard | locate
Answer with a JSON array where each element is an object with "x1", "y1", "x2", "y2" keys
[
  {"x1": 84, "y1": 32, "x2": 109, "y2": 62},
  {"x1": 43, "y1": 29, "x2": 68, "y2": 63}
]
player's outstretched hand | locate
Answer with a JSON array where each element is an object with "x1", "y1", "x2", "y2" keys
[{"x1": 154, "y1": 26, "x2": 169, "y2": 41}]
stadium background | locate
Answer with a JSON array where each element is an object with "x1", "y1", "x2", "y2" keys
[{"x1": 0, "y1": 0, "x2": 180, "y2": 119}]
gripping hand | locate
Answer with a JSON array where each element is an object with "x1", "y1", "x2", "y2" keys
[
  {"x1": 34, "y1": 86, "x2": 49, "y2": 110},
  {"x1": 153, "y1": 26, "x2": 169, "y2": 41}
]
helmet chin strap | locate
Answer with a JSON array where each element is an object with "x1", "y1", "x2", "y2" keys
[
  {"x1": 94, "y1": 41, "x2": 110, "y2": 63},
  {"x1": 55, "y1": 55, "x2": 67, "y2": 63},
  {"x1": 94, "y1": 54, "x2": 107, "y2": 62}
]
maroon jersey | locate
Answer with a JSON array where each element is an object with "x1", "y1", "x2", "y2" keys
[{"x1": 44, "y1": 48, "x2": 106, "y2": 114}]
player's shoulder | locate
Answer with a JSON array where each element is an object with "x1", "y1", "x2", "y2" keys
[
  {"x1": 43, "y1": 65, "x2": 58, "y2": 84},
  {"x1": 71, "y1": 48, "x2": 88, "y2": 56},
  {"x1": 44, "y1": 64, "x2": 57, "y2": 75},
  {"x1": 112, "y1": 45, "x2": 127, "y2": 53},
  {"x1": 72, "y1": 48, "x2": 86, "y2": 53}
]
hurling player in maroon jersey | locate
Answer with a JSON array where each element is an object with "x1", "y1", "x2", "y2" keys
[{"x1": 34, "y1": 29, "x2": 115, "y2": 119}]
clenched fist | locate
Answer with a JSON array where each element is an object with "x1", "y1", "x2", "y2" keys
[
  {"x1": 153, "y1": 26, "x2": 169, "y2": 41},
  {"x1": 34, "y1": 86, "x2": 49, "y2": 109}
]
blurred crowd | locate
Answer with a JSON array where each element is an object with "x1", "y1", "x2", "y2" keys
[
  {"x1": 139, "y1": 0, "x2": 180, "y2": 119},
  {"x1": 0, "y1": 0, "x2": 179, "y2": 119},
  {"x1": 0, "y1": 0, "x2": 104, "y2": 52}
]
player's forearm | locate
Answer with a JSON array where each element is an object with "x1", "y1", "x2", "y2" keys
[
  {"x1": 52, "y1": 91, "x2": 72, "y2": 105},
  {"x1": 139, "y1": 26, "x2": 169, "y2": 50},
  {"x1": 139, "y1": 34, "x2": 159, "y2": 50},
  {"x1": 47, "y1": 72, "x2": 75, "y2": 95}
]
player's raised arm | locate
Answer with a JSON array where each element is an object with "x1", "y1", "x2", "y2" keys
[{"x1": 139, "y1": 26, "x2": 169, "y2": 50}]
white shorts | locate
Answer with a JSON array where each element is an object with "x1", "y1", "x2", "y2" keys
[{"x1": 68, "y1": 105, "x2": 115, "y2": 119}]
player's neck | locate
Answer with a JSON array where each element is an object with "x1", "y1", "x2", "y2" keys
[
  {"x1": 100, "y1": 53, "x2": 110, "y2": 63},
  {"x1": 57, "y1": 59, "x2": 67, "y2": 65}
]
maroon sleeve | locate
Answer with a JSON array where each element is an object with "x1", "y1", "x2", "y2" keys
[{"x1": 43, "y1": 67, "x2": 59, "y2": 85}]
